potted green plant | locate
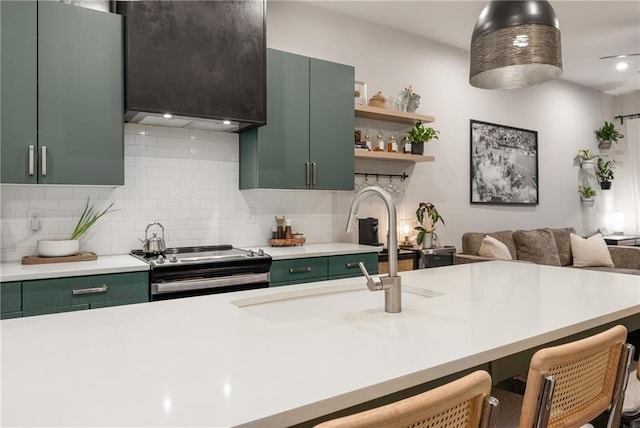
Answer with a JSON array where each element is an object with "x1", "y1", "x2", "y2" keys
[
  {"x1": 573, "y1": 149, "x2": 599, "y2": 168},
  {"x1": 37, "y1": 198, "x2": 115, "y2": 257},
  {"x1": 414, "y1": 202, "x2": 445, "y2": 248},
  {"x1": 595, "y1": 121, "x2": 624, "y2": 149},
  {"x1": 596, "y1": 157, "x2": 615, "y2": 190},
  {"x1": 409, "y1": 121, "x2": 439, "y2": 155},
  {"x1": 578, "y1": 185, "x2": 597, "y2": 206}
]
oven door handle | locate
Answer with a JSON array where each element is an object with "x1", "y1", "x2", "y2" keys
[{"x1": 152, "y1": 273, "x2": 269, "y2": 294}]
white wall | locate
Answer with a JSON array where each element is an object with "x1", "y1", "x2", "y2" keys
[{"x1": 267, "y1": 1, "x2": 620, "y2": 246}]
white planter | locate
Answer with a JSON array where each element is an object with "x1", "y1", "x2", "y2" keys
[{"x1": 37, "y1": 239, "x2": 80, "y2": 257}]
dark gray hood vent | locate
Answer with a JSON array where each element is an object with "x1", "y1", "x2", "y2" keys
[{"x1": 116, "y1": 1, "x2": 266, "y2": 132}]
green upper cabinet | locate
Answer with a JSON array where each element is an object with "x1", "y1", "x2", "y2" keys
[
  {"x1": 0, "y1": 1, "x2": 124, "y2": 185},
  {"x1": 240, "y1": 49, "x2": 354, "y2": 190}
]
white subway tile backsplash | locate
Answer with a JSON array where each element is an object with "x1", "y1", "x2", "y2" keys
[{"x1": 0, "y1": 125, "x2": 343, "y2": 261}]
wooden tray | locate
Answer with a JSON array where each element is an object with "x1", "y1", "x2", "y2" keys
[
  {"x1": 22, "y1": 252, "x2": 98, "y2": 265},
  {"x1": 269, "y1": 238, "x2": 306, "y2": 247}
]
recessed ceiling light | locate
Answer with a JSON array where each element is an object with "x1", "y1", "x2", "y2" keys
[
  {"x1": 163, "y1": 113, "x2": 172, "y2": 119},
  {"x1": 616, "y1": 62, "x2": 629, "y2": 71},
  {"x1": 222, "y1": 120, "x2": 232, "y2": 125}
]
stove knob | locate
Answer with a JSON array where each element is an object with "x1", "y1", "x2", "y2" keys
[
  {"x1": 156, "y1": 255, "x2": 165, "y2": 264},
  {"x1": 247, "y1": 249, "x2": 255, "y2": 257},
  {"x1": 257, "y1": 249, "x2": 265, "y2": 256},
  {"x1": 170, "y1": 255, "x2": 178, "y2": 263}
]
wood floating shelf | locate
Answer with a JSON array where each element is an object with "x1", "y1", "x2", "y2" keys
[
  {"x1": 355, "y1": 105, "x2": 435, "y2": 125},
  {"x1": 354, "y1": 150, "x2": 435, "y2": 163}
]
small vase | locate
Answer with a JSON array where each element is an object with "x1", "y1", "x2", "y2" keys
[
  {"x1": 411, "y1": 141, "x2": 424, "y2": 155},
  {"x1": 598, "y1": 140, "x2": 612, "y2": 150},
  {"x1": 600, "y1": 181, "x2": 612, "y2": 190},
  {"x1": 422, "y1": 232, "x2": 435, "y2": 249}
]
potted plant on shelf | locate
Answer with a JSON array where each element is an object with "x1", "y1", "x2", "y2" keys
[
  {"x1": 573, "y1": 149, "x2": 599, "y2": 168},
  {"x1": 595, "y1": 121, "x2": 624, "y2": 149},
  {"x1": 409, "y1": 121, "x2": 439, "y2": 155},
  {"x1": 415, "y1": 202, "x2": 445, "y2": 249},
  {"x1": 37, "y1": 198, "x2": 115, "y2": 257},
  {"x1": 578, "y1": 185, "x2": 597, "y2": 206},
  {"x1": 596, "y1": 157, "x2": 616, "y2": 190}
]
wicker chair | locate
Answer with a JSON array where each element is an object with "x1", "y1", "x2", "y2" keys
[
  {"x1": 314, "y1": 370, "x2": 498, "y2": 428},
  {"x1": 493, "y1": 325, "x2": 634, "y2": 428}
]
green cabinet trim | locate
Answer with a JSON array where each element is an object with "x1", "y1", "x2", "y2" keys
[
  {"x1": 240, "y1": 49, "x2": 354, "y2": 190},
  {"x1": 22, "y1": 272, "x2": 149, "y2": 317},
  {"x1": 1, "y1": 1, "x2": 124, "y2": 185}
]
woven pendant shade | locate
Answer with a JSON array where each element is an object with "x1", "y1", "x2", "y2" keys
[{"x1": 470, "y1": 1, "x2": 563, "y2": 89}]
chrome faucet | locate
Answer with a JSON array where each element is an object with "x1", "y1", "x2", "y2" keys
[{"x1": 346, "y1": 186, "x2": 401, "y2": 313}]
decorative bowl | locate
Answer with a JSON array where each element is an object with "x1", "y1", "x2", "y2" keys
[{"x1": 37, "y1": 239, "x2": 80, "y2": 257}]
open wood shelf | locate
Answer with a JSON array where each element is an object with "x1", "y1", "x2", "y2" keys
[
  {"x1": 354, "y1": 150, "x2": 435, "y2": 163},
  {"x1": 355, "y1": 105, "x2": 435, "y2": 125}
]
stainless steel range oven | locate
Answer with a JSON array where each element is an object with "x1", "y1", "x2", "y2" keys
[{"x1": 131, "y1": 245, "x2": 272, "y2": 301}]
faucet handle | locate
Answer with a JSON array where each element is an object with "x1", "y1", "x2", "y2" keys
[{"x1": 358, "y1": 262, "x2": 383, "y2": 291}]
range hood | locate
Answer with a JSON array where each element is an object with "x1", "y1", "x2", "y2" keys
[{"x1": 116, "y1": 1, "x2": 266, "y2": 132}]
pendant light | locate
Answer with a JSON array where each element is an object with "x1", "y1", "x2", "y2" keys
[{"x1": 470, "y1": 1, "x2": 563, "y2": 89}]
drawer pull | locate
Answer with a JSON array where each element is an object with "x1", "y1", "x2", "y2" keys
[
  {"x1": 346, "y1": 262, "x2": 360, "y2": 268},
  {"x1": 289, "y1": 267, "x2": 312, "y2": 273},
  {"x1": 72, "y1": 285, "x2": 108, "y2": 295}
]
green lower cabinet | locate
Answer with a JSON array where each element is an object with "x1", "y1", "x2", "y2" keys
[
  {"x1": 1, "y1": 281, "x2": 23, "y2": 319},
  {"x1": 22, "y1": 272, "x2": 149, "y2": 317},
  {"x1": 328, "y1": 253, "x2": 378, "y2": 279},
  {"x1": 270, "y1": 257, "x2": 328, "y2": 287},
  {"x1": 270, "y1": 253, "x2": 379, "y2": 287}
]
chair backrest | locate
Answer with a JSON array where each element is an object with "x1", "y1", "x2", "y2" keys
[
  {"x1": 519, "y1": 325, "x2": 632, "y2": 428},
  {"x1": 315, "y1": 370, "x2": 497, "y2": 428}
]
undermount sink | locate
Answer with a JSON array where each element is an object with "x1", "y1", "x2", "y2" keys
[{"x1": 231, "y1": 282, "x2": 443, "y2": 323}]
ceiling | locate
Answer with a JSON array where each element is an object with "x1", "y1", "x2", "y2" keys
[{"x1": 307, "y1": 1, "x2": 640, "y2": 95}]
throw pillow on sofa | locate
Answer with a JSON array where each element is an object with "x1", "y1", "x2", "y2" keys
[
  {"x1": 513, "y1": 229, "x2": 562, "y2": 266},
  {"x1": 570, "y1": 233, "x2": 615, "y2": 268},
  {"x1": 478, "y1": 236, "x2": 513, "y2": 260}
]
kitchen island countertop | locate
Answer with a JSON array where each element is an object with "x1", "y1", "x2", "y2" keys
[
  {"x1": 0, "y1": 254, "x2": 150, "y2": 282},
  {"x1": 2, "y1": 261, "x2": 640, "y2": 427}
]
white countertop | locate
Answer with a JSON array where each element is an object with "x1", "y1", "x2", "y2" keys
[
  {"x1": 2, "y1": 261, "x2": 640, "y2": 427},
  {"x1": 250, "y1": 242, "x2": 381, "y2": 260},
  {"x1": 0, "y1": 254, "x2": 150, "y2": 282}
]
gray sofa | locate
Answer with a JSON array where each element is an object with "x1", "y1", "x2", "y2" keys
[{"x1": 455, "y1": 227, "x2": 640, "y2": 275}]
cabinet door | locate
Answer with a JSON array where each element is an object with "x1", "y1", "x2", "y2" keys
[
  {"x1": 37, "y1": 2, "x2": 124, "y2": 185},
  {"x1": 240, "y1": 49, "x2": 309, "y2": 189},
  {"x1": 309, "y1": 58, "x2": 354, "y2": 190},
  {"x1": 270, "y1": 257, "x2": 328, "y2": 286},
  {"x1": 328, "y1": 253, "x2": 378, "y2": 279},
  {"x1": 22, "y1": 272, "x2": 148, "y2": 317},
  {"x1": 0, "y1": 1, "x2": 37, "y2": 184},
  {"x1": 1, "y1": 281, "x2": 23, "y2": 319}
]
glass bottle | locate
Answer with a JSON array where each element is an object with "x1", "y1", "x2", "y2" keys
[
  {"x1": 387, "y1": 132, "x2": 398, "y2": 153},
  {"x1": 364, "y1": 129, "x2": 372, "y2": 151},
  {"x1": 403, "y1": 133, "x2": 412, "y2": 154},
  {"x1": 374, "y1": 130, "x2": 385, "y2": 152},
  {"x1": 284, "y1": 219, "x2": 293, "y2": 239}
]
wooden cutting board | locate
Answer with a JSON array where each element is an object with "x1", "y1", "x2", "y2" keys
[{"x1": 21, "y1": 252, "x2": 98, "y2": 265}]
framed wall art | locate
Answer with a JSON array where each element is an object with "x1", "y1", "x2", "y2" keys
[{"x1": 470, "y1": 120, "x2": 539, "y2": 205}]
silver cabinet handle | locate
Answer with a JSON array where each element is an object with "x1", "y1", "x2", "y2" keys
[
  {"x1": 346, "y1": 262, "x2": 360, "y2": 268},
  {"x1": 289, "y1": 267, "x2": 312, "y2": 273},
  {"x1": 305, "y1": 162, "x2": 311, "y2": 185},
  {"x1": 28, "y1": 145, "x2": 35, "y2": 176},
  {"x1": 72, "y1": 285, "x2": 108, "y2": 295},
  {"x1": 41, "y1": 146, "x2": 47, "y2": 176},
  {"x1": 312, "y1": 162, "x2": 317, "y2": 186}
]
